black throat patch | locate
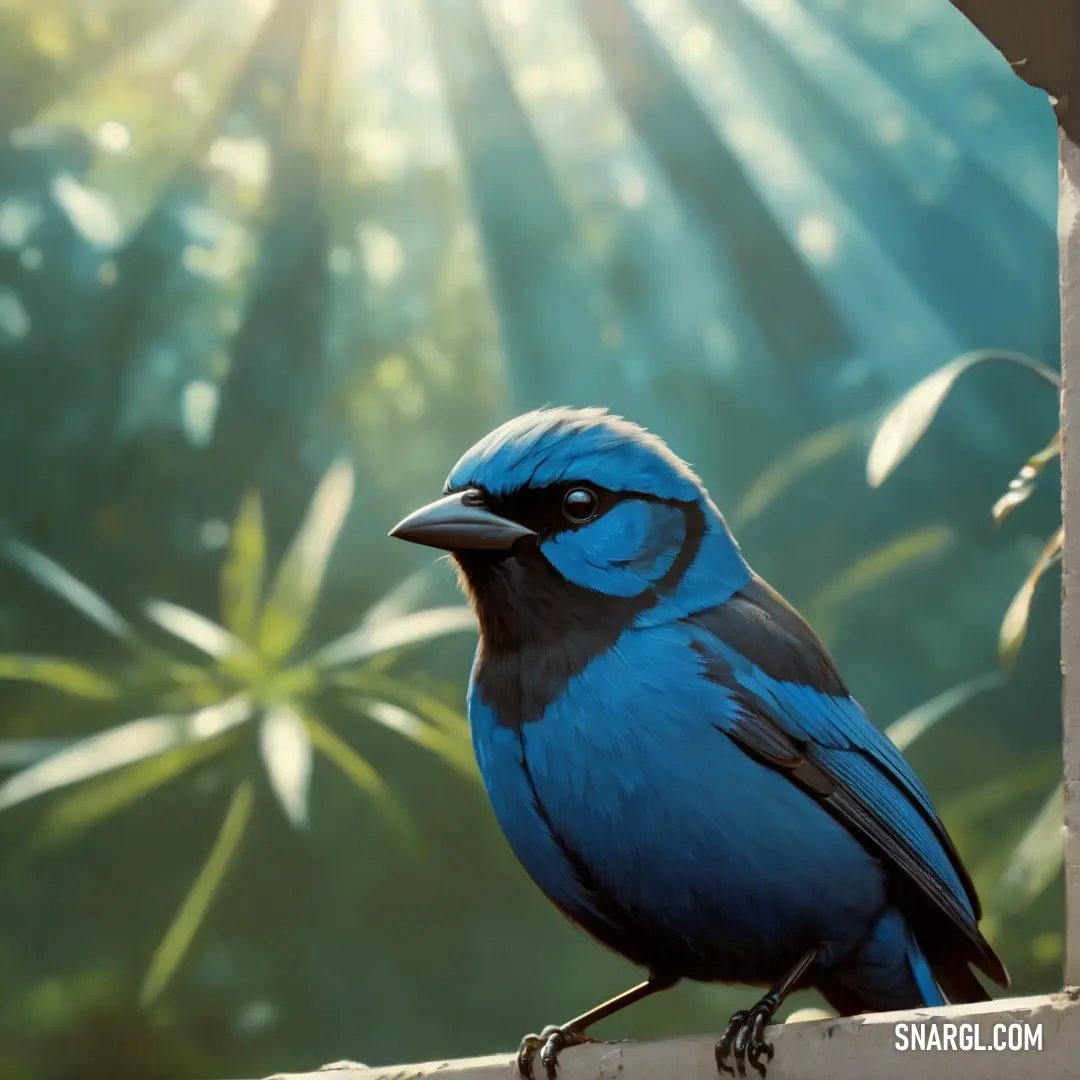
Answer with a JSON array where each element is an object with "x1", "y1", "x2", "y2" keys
[{"x1": 459, "y1": 499, "x2": 705, "y2": 729}]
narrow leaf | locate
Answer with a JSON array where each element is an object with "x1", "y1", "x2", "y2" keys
[
  {"x1": 942, "y1": 754, "x2": 1062, "y2": 832},
  {"x1": 221, "y1": 491, "x2": 266, "y2": 642},
  {"x1": 867, "y1": 351, "x2": 1059, "y2": 488},
  {"x1": 6, "y1": 540, "x2": 133, "y2": 639},
  {"x1": 305, "y1": 716, "x2": 386, "y2": 799},
  {"x1": 0, "y1": 716, "x2": 186, "y2": 811},
  {"x1": 885, "y1": 673, "x2": 1005, "y2": 752},
  {"x1": 730, "y1": 422, "x2": 862, "y2": 530},
  {"x1": 145, "y1": 601, "x2": 246, "y2": 660},
  {"x1": 335, "y1": 671, "x2": 471, "y2": 737},
  {"x1": 36, "y1": 736, "x2": 230, "y2": 846},
  {"x1": 140, "y1": 782, "x2": 254, "y2": 1006},
  {"x1": 0, "y1": 738, "x2": 80, "y2": 768},
  {"x1": 807, "y1": 526, "x2": 954, "y2": 622},
  {"x1": 0, "y1": 655, "x2": 120, "y2": 699},
  {"x1": 992, "y1": 488, "x2": 1037, "y2": 526},
  {"x1": 355, "y1": 700, "x2": 477, "y2": 779},
  {"x1": 313, "y1": 607, "x2": 476, "y2": 669},
  {"x1": 258, "y1": 460, "x2": 355, "y2": 662},
  {"x1": 995, "y1": 785, "x2": 1064, "y2": 915},
  {"x1": 186, "y1": 696, "x2": 254, "y2": 740},
  {"x1": 359, "y1": 569, "x2": 434, "y2": 629},
  {"x1": 992, "y1": 431, "x2": 1061, "y2": 526},
  {"x1": 305, "y1": 714, "x2": 416, "y2": 847},
  {"x1": 999, "y1": 527, "x2": 1064, "y2": 670},
  {"x1": 258, "y1": 707, "x2": 313, "y2": 828}
]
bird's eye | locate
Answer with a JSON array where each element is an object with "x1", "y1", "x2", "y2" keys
[{"x1": 562, "y1": 487, "x2": 598, "y2": 524}]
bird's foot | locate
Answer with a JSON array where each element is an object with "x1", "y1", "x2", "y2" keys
[
  {"x1": 715, "y1": 1001, "x2": 775, "y2": 1079},
  {"x1": 517, "y1": 1025, "x2": 597, "y2": 1080}
]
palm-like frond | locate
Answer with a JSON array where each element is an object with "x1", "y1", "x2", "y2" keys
[{"x1": 0, "y1": 462, "x2": 476, "y2": 1001}]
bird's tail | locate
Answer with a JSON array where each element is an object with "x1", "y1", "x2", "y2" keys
[
  {"x1": 818, "y1": 906, "x2": 948, "y2": 1015},
  {"x1": 921, "y1": 936, "x2": 995, "y2": 1006}
]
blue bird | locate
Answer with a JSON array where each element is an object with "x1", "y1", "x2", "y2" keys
[{"x1": 390, "y1": 408, "x2": 1007, "y2": 1079}]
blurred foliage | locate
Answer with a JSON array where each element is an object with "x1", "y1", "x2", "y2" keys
[
  {"x1": 0, "y1": 0, "x2": 1066, "y2": 1076},
  {"x1": 0, "y1": 963, "x2": 236, "y2": 1080},
  {"x1": 867, "y1": 347, "x2": 1065, "y2": 948},
  {"x1": 0, "y1": 462, "x2": 476, "y2": 1010},
  {"x1": 868, "y1": 349, "x2": 1061, "y2": 668}
]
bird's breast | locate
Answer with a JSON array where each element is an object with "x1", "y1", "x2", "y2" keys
[{"x1": 469, "y1": 626, "x2": 885, "y2": 981}]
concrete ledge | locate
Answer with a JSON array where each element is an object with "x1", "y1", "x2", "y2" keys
[{"x1": 266, "y1": 993, "x2": 1080, "y2": 1080}]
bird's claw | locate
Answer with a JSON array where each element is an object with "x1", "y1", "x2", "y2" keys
[
  {"x1": 715, "y1": 1004, "x2": 775, "y2": 1078},
  {"x1": 517, "y1": 1025, "x2": 597, "y2": 1080}
]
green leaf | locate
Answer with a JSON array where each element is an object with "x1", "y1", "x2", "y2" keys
[
  {"x1": 360, "y1": 569, "x2": 435, "y2": 628},
  {"x1": 0, "y1": 715, "x2": 188, "y2": 812},
  {"x1": 186, "y1": 696, "x2": 255, "y2": 739},
  {"x1": 885, "y1": 673, "x2": 1005, "y2": 752},
  {"x1": 5, "y1": 540, "x2": 135, "y2": 641},
  {"x1": 0, "y1": 654, "x2": 120, "y2": 700},
  {"x1": 335, "y1": 670, "x2": 470, "y2": 738},
  {"x1": 730, "y1": 422, "x2": 863, "y2": 530},
  {"x1": 1032, "y1": 932, "x2": 1063, "y2": 964},
  {"x1": 305, "y1": 714, "x2": 418, "y2": 850},
  {"x1": 867, "y1": 351, "x2": 1059, "y2": 488},
  {"x1": 999, "y1": 526, "x2": 1063, "y2": 671},
  {"x1": 313, "y1": 606, "x2": 476, "y2": 668},
  {"x1": 140, "y1": 781, "x2": 254, "y2": 1006},
  {"x1": 991, "y1": 431, "x2": 1061, "y2": 526},
  {"x1": 942, "y1": 754, "x2": 1061, "y2": 832},
  {"x1": 352, "y1": 699, "x2": 477, "y2": 779},
  {"x1": 144, "y1": 601, "x2": 245, "y2": 660},
  {"x1": 35, "y1": 736, "x2": 231, "y2": 847},
  {"x1": 0, "y1": 739, "x2": 79, "y2": 768},
  {"x1": 257, "y1": 460, "x2": 355, "y2": 662},
  {"x1": 258, "y1": 707, "x2": 313, "y2": 828},
  {"x1": 995, "y1": 785, "x2": 1064, "y2": 916},
  {"x1": 221, "y1": 491, "x2": 266, "y2": 643},
  {"x1": 806, "y1": 526, "x2": 954, "y2": 627}
]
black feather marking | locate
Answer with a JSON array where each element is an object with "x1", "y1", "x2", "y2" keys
[
  {"x1": 687, "y1": 577, "x2": 847, "y2": 697},
  {"x1": 463, "y1": 498, "x2": 705, "y2": 730},
  {"x1": 687, "y1": 579, "x2": 1007, "y2": 989},
  {"x1": 708, "y1": 673, "x2": 1002, "y2": 989},
  {"x1": 718, "y1": 697, "x2": 835, "y2": 798},
  {"x1": 692, "y1": 580, "x2": 984, "y2": 907},
  {"x1": 922, "y1": 941, "x2": 994, "y2": 1004}
]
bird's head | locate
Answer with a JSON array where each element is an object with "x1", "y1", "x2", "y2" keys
[{"x1": 390, "y1": 408, "x2": 749, "y2": 651}]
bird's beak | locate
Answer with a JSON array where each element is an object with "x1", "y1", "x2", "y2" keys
[{"x1": 389, "y1": 490, "x2": 536, "y2": 552}]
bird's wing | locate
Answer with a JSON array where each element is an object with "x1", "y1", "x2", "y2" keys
[{"x1": 687, "y1": 576, "x2": 1007, "y2": 988}]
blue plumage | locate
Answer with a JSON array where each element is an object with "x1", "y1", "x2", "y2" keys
[
  {"x1": 391, "y1": 407, "x2": 1006, "y2": 1079},
  {"x1": 447, "y1": 406, "x2": 703, "y2": 502}
]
